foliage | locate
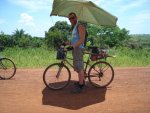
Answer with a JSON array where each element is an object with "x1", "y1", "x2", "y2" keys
[
  {"x1": 1, "y1": 21, "x2": 150, "y2": 50},
  {"x1": 45, "y1": 21, "x2": 71, "y2": 48},
  {"x1": 127, "y1": 34, "x2": 150, "y2": 49},
  {"x1": 87, "y1": 25, "x2": 131, "y2": 48},
  {"x1": 45, "y1": 21, "x2": 131, "y2": 49},
  {"x1": 0, "y1": 31, "x2": 15, "y2": 49},
  {"x1": 0, "y1": 29, "x2": 45, "y2": 50},
  {"x1": 45, "y1": 29, "x2": 61, "y2": 48}
]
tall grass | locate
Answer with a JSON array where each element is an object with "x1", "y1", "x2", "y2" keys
[
  {"x1": 1, "y1": 47, "x2": 150, "y2": 68},
  {"x1": 107, "y1": 47, "x2": 150, "y2": 67},
  {"x1": 1, "y1": 47, "x2": 59, "y2": 68}
]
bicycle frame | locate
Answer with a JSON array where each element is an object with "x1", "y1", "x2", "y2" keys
[
  {"x1": 56, "y1": 45, "x2": 113, "y2": 79},
  {"x1": 58, "y1": 51, "x2": 99, "y2": 78}
]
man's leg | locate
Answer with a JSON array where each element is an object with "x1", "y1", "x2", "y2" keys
[
  {"x1": 78, "y1": 70, "x2": 84, "y2": 85},
  {"x1": 71, "y1": 48, "x2": 85, "y2": 93}
]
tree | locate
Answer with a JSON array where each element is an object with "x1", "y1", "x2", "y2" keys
[
  {"x1": 1, "y1": 29, "x2": 45, "y2": 49},
  {"x1": 102, "y1": 27, "x2": 131, "y2": 47},
  {"x1": 45, "y1": 21, "x2": 131, "y2": 49},
  {"x1": 0, "y1": 31, "x2": 15, "y2": 49},
  {"x1": 45, "y1": 29, "x2": 61, "y2": 48},
  {"x1": 86, "y1": 25, "x2": 131, "y2": 48},
  {"x1": 12, "y1": 29, "x2": 25, "y2": 45},
  {"x1": 45, "y1": 21, "x2": 71, "y2": 48},
  {"x1": 31, "y1": 37, "x2": 44, "y2": 48},
  {"x1": 12, "y1": 29, "x2": 35, "y2": 47}
]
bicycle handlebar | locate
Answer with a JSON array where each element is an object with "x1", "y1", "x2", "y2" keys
[{"x1": 57, "y1": 43, "x2": 116, "y2": 60}]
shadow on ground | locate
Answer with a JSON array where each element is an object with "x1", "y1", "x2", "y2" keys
[{"x1": 42, "y1": 80, "x2": 107, "y2": 110}]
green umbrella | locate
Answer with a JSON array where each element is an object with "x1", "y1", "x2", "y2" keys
[{"x1": 50, "y1": 0, "x2": 117, "y2": 26}]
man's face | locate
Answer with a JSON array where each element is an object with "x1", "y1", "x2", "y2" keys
[{"x1": 68, "y1": 14, "x2": 77, "y2": 26}]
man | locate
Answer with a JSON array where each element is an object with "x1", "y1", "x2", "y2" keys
[{"x1": 66, "y1": 12, "x2": 86, "y2": 93}]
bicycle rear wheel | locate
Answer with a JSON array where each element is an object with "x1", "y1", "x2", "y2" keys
[
  {"x1": 0, "y1": 58, "x2": 16, "y2": 79},
  {"x1": 88, "y1": 61, "x2": 114, "y2": 88},
  {"x1": 43, "y1": 63, "x2": 71, "y2": 90}
]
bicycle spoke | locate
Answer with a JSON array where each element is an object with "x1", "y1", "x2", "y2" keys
[
  {"x1": 89, "y1": 73, "x2": 99, "y2": 77},
  {"x1": 0, "y1": 58, "x2": 16, "y2": 79},
  {"x1": 88, "y1": 61, "x2": 114, "y2": 88},
  {"x1": 43, "y1": 63, "x2": 71, "y2": 90},
  {"x1": 56, "y1": 67, "x2": 63, "y2": 78},
  {"x1": 101, "y1": 64, "x2": 110, "y2": 72}
]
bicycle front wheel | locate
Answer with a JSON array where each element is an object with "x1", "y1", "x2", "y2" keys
[
  {"x1": 43, "y1": 63, "x2": 71, "y2": 90},
  {"x1": 88, "y1": 61, "x2": 114, "y2": 88},
  {"x1": 0, "y1": 58, "x2": 16, "y2": 79}
]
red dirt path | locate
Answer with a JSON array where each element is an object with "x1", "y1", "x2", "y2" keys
[{"x1": 0, "y1": 67, "x2": 150, "y2": 113}]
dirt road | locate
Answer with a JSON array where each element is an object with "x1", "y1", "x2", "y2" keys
[{"x1": 0, "y1": 67, "x2": 150, "y2": 113}]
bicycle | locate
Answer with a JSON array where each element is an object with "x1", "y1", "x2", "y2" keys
[
  {"x1": 0, "y1": 57, "x2": 16, "y2": 79},
  {"x1": 43, "y1": 45, "x2": 114, "y2": 90}
]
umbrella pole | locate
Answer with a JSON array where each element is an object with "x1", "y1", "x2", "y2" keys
[{"x1": 50, "y1": 16, "x2": 55, "y2": 27}]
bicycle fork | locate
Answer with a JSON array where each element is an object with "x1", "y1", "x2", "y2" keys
[{"x1": 56, "y1": 62, "x2": 64, "y2": 78}]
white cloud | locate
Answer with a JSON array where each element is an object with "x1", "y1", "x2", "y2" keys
[
  {"x1": 17, "y1": 13, "x2": 53, "y2": 37},
  {"x1": 8, "y1": 0, "x2": 52, "y2": 11},
  {"x1": 18, "y1": 13, "x2": 35, "y2": 26}
]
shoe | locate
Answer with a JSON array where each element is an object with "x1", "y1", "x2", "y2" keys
[
  {"x1": 74, "y1": 81, "x2": 79, "y2": 86},
  {"x1": 71, "y1": 85, "x2": 83, "y2": 94},
  {"x1": 74, "y1": 80, "x2": 85, "y2": 86}
]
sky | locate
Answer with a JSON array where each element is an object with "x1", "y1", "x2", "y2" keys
[{"x1": 0, "y1": 0, "x2": 150, "y2": 37}]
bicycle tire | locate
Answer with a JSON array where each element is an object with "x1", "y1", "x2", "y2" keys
[
  {"x1": 0, "y1": 58, "x2": 16, "y2": 79},
  {"x1": 43, "y1": 63, "x2": 71, "y2": 90},
  {"x1": 88, "y1": 61, "x2": 114, "y2": 88}
]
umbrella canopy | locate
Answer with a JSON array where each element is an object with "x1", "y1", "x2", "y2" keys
[{"x1": 50, "y1": 0, "x2": 118, "y2": 26}]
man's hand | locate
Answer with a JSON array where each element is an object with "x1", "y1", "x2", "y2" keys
[
  {"x1": 61, "y1": 42, "x2": 66, "y2": 46},
  {"x1": 61, "y1": 41, "x2": 71, "y2": 46},
  {"x1": 66, "y1": 46, "x2": 74, "y2": 51}
]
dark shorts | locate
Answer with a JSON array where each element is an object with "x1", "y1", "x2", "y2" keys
[{"x1": 72, "y1": 48, "x2": 84, "y2": 72}]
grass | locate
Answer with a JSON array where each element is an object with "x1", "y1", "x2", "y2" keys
[
  {"x1": 1, "y1": 47, "x2": 150, "y2": 68},
  {"x1": 1, "y1": 47, "x2": 58, "y2": 68},
  {"x1": 107, "y1": 47, "x2": 150, "y2": 67}
]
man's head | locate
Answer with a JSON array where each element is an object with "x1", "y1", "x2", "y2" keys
[{"x1": 68, "y1": 12, "x2": 77, "y2": 26}]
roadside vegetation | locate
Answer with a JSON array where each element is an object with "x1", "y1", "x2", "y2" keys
[{"x1": 0, "y1": 21, "x2": 150, "y2": 68}]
